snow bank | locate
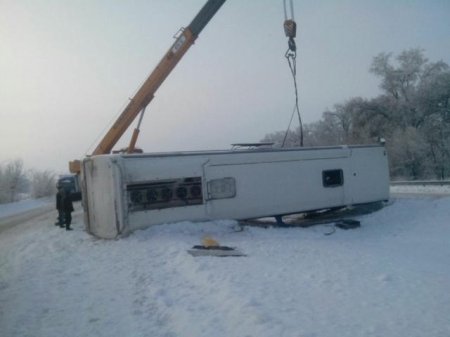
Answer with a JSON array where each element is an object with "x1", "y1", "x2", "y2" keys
[
  {"x1": 0, "y1": 196, "x2": 449, "y2": 337},
  {"x1": 390, "y1": 184, "x2": 450, "y2": 195}
]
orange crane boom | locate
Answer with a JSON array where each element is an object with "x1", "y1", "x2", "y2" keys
[{"x1": 70, "y1": 0, "x2": 226, "y2": 173}]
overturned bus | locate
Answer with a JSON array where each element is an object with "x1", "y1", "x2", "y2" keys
[{"x1": 80, "y1": 144, "x2": 389, "y2": 239}]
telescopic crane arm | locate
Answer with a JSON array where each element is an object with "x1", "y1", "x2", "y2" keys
[{"x1": 69, "y1": 0, "x2": 226, "y2": 174}]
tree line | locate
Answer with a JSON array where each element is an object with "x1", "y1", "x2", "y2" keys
[
  {"x1": 0, "y1": 159, "x2": 56, "y2": 204},
  {"x1": 262, "y1": 49, "x2": 450, "y2": 180}
]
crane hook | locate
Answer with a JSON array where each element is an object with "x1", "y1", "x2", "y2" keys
[
  {"x1": 284, "y1": 19, "x2": 297, "y2": 39},
  {"x1": 283, "y1": 0, "x2": 297, "y2": 54},
  {"x1": 284, "y1": 19, "x2": 297, "y2": 53},
  {"x1": 282, "y1": 0, "x2": 303, "y2": 147}
]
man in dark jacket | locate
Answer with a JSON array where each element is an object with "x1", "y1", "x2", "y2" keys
[
  {"x1": 55, "y1": 184, "x2": 65, "y2": 227},
  {"x1": 61, "y1": 187, "x2": 74, "y2": 231}
]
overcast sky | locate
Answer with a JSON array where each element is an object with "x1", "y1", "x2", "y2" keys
[{"x1": 1, "y1": 0, "x2": 449, "y2": 173}]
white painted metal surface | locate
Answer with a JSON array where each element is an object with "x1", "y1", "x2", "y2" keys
[{"x1": 81, "y1": 145, "x2": 389, "y2": 239}]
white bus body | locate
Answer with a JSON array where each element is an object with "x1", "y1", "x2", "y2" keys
[{"x1": 81, "y1": 145, "x2": 389, "y2": 239}]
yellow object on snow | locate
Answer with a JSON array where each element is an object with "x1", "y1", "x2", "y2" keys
[{"x1": 202, "y1": 236, "x2": 219, "y2": 247}]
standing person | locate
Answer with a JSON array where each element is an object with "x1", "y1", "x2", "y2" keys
[
  {"x1": 61, "y1": 187, "x2": 74, "y2": 231},
  {"x1": 55, "y1": 183, "x2": 65, "y2": 228}
]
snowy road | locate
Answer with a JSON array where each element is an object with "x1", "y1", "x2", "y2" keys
[
  {"x1": 0, "y1": 198, "x2": 54, "y2": 235},
  {"x1": 1, "y1": 196, "x2": 450, "y2": 337}
]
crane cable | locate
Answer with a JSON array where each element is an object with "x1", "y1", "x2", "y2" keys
[{"x1": 281, "y1": 0, "x2": 303, "y2": 147}]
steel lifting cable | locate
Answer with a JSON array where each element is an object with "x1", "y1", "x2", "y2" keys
[{"x1": 282, "y1": 0, "x2": 303, "y2": 147}]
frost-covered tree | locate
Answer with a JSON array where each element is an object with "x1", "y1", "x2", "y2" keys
[
  {"x1": 261, "y1": 48, "x2": 450, "y2": 179},
  {"x1": 388, "y1": 127, "x2": 429, "y2": 179},
  {"x1": 30, "y1": 170, "x2": 56, "y2": 198},
  {"x1": 370, "y1": 49, "x2": 449, "y2": 129},
  {"x1": 0, "y1": 159, "x2": 29, "y2": 203}
]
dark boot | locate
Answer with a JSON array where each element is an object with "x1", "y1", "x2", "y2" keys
[
  {"x1": 56, "y1": 211, "x2": 64, "y2": 226},
  {"x1": 66, "y1": 227, "x2": 73, "y2": 231}
]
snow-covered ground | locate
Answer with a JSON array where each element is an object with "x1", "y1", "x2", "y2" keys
[{"x1": 1, "y1": 195, "x2": 449, "y2": 337}]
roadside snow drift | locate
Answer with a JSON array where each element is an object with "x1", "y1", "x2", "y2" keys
[{"x1": 0, "y1": 196, "x2": 449, "y2": 337}]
